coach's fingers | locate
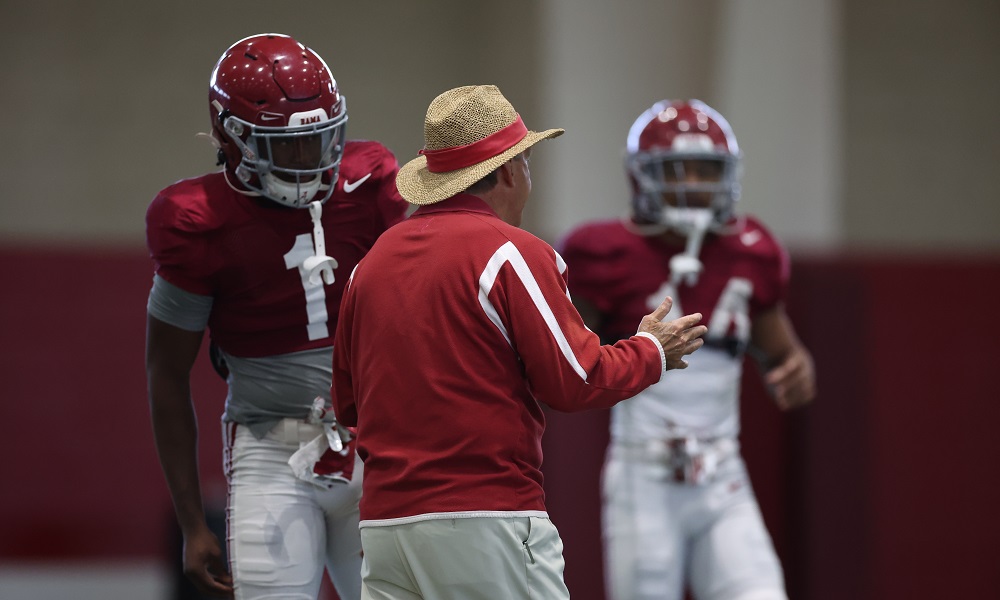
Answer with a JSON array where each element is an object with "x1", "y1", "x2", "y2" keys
[
  {"x1": 668, "y1": 312, "x2": 704, "y2": 334},
  {"x1": 647, "y1": 296, "x2": 674, "y2": 322},
  {"x1": 680, "y1": 323, "x2": 708, "y2": 341},
  {"x1": 682, "y1": 337, "x2": 705, "y2": 356},
  {"x1": 665, "y1": 337, "x2": 705, "y2": 370}
]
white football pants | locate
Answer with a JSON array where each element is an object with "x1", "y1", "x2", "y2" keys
[
  {"x1": 602, "y1": 449, "x2": 787, "y2": 600},
  {"x1": 226, "y1": 420, "x2": 364, "y2": 600}
]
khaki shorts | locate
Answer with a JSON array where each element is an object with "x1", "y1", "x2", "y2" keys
[{"x1": 360, "y1": 515, "x2": 570, "y2": 600}]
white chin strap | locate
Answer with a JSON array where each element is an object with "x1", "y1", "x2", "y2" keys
[
  {"x1": 264, "y1": 174, "x2": 322, "y2": 207},
  {"x1": 667, "y1": 208, "x2": 714, "y2": 287},
  {"x1": 302, "y1": 201, "x2": 338, "y2": 285}
]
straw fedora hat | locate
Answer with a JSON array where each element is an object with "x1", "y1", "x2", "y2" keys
[{"x1": 396, "y1": 85, "x2": 564, "y2": 205}]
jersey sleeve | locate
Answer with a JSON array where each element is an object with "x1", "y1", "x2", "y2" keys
[
  {"x1": 557, "y1": 224, "x2": 619, "y2": 315},
  {"x1": 145, "y1": 191, "x2": 216, "y2": 296},
  {"x1": 374, "y1": 145, "x2": 410, "y2": 229},
  {"x1": 745, "y1": 218, "x2": 791, "y2": 315},
  {"x1": 487, "y1": 235, "x2": 663, "y2": 413},
  {"x1": 147, "y1": 273, "x2": 213, "y2": 331},
  {"x1": 350, "y1": 141, "x2": 409, "y2": 231}
]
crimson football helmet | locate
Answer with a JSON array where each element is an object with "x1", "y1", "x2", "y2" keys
[
  {"x1": 625, "y1": 99, "x2": 741, "y2": 233},
  {"x1": 209, "y1": 33, "x2": 348, "y2": 208}
]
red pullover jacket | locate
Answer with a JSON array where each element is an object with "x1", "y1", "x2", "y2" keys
[{"x1": 333, "y1": 194, "x2": 664, "y2": 524}]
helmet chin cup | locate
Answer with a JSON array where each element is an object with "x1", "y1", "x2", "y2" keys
[
  {"x1": 303, "y1": 254, "x2": 337, "y2": 285},
  {"x1": 670, "y1": 253, "x2": 703, "y2": 286},
  {"x1": 666, "y1": 208, "x2": 711, "y2": 287},
  {"x1": 262, "y1": 173, "x2": 322, "y2": 208},
  {"x1": 663, "y1": 207, "x2": 714, "y2": 235},
  {"x1": 302, "y1": 200, "x2": 338, "y2": 286}
]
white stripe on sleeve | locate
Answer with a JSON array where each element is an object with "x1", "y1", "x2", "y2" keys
[
  {"x1": 478, "y1": 241, "x2": 588, "y2": 381},
  {"x1": 553, "y1": 249, "x2": 573, "y2": 301}
]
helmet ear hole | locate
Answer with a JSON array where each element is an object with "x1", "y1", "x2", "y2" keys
[{"x1": 216, "y1": 148, "x2": 226, "y2": 167}]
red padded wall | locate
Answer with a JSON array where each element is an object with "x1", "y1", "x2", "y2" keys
[{"x1": 0, "y1": 243, "x2": 228, "y2": 561}]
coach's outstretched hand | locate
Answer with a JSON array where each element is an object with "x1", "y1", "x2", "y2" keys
[{"x1": 638, "y1": 296, "x2": 707, "y2": 371}]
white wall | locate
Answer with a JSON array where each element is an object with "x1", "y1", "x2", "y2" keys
[{"x1": 715, "y1": 0, "x2": 842, "y2": 250}]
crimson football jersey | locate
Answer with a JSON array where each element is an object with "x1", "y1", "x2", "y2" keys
[
  {"x1": 560, "y1": 216, "x2": 788, "y2": 439},
  {"x1": 146, "y1": 140, "x2": 408, "y2": 357},
  {"x1": 560, "y1": 216, "x2": 787, "y2": 348}
]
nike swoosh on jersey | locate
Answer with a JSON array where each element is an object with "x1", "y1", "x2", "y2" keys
[
  {"x1": 343, "y1": 173, "x2": 372, "y2": 193},
  {"x1": 740, "y1": 230, "x2": 762, "y2": 246}
]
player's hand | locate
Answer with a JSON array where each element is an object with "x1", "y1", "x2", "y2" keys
[
  {"x1": 765, "y1": 348, "x2": 816, "y2": 410},
  {"x1": 638, "y1": 297, "x2": 707, "y2": 371},
  {"x1": 182, "y1": 523, "x2": 234, "y2": 598}
]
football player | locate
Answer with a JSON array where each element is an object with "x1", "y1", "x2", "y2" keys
[
  {"x1": 559, "y1": 100, "x2": 816, "y2": 600},
  {"x1": 145, "y1": 33, "x2": 408, "y2": 599}
]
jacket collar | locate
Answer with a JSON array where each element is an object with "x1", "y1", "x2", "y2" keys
[{"x1": 411, "y1": 193, "x2": 499, "y2": 219}]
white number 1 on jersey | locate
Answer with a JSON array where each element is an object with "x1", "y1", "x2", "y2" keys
[{"x1": 284, "y1": 233, "x2": 331, "y2": 341}]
